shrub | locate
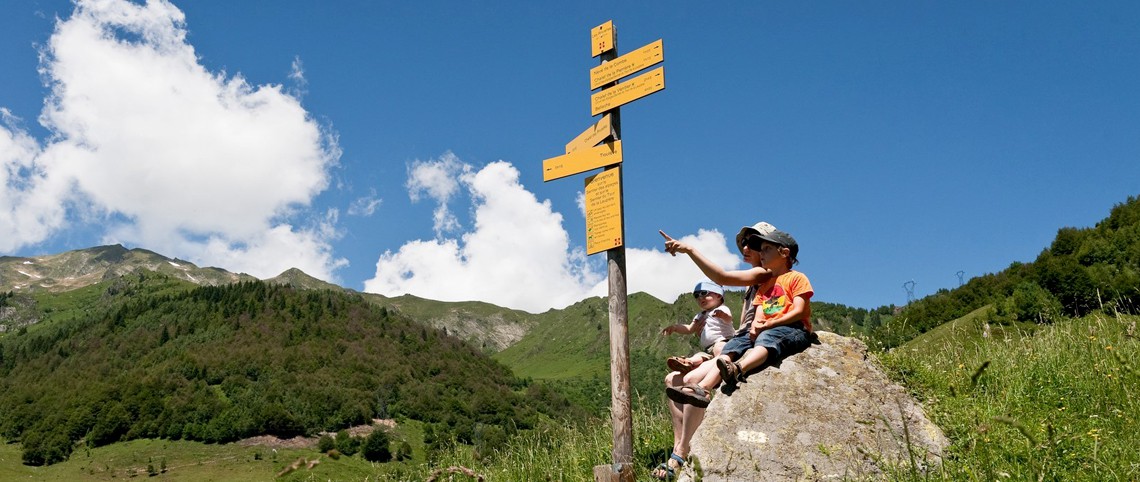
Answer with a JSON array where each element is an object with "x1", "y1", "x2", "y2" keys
[
  {"x1": 361, "y1": 428, "x2": 392, "y2": 463},
  {"x1": 317, "y1": 434, "x2": 336, "y2": 453},
  {"x1": 335, "y1": 430, "x2": 359, "y2": 456}
]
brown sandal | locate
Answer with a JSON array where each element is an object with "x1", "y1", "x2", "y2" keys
[
  {"x1": 717, "y1": 357, "x2": 741, "y2": 388},
  {"x1": 666, "y1": 384, "x2": 711, "y2": 408},
  {"x1": 666, "y1": 356, "x2": 700, "y2": 373}
]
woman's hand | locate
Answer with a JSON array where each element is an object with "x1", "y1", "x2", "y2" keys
[{"x1": 659, "y1": 230, "x2": 692, "y2": 256}]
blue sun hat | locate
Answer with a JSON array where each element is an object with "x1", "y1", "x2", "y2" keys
[{"x1": 693, "y1": 280, "x2": 724, "y2": 296}]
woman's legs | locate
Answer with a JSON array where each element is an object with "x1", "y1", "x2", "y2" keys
[
  {"x1": 683, "y1": 356, "x2": 722, "y2": 391},
  {"x1": 665, "y1": 363, "x2": 717, "y2": 459}
]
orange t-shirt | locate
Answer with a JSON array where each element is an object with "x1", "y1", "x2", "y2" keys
[{"x1": 752, "y1": 270, "x2": 814, "y2": 332}]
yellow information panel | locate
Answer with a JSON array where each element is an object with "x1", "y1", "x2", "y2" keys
[
  {"x1": 543, "y1": 140, "x2": 622, "y2": 182},
  {"x1": 585, "y1": 167, "x2": 623, "y2": 255},
  {"x1": 590, "y1": 39, "x2": 663, "y2": 90},
  {"x1": 591, "y1": 20, "x2": 615, "y2": 57},
  {"x1": 590, "y1": 66, "x2": 665, "y2": 116},
  {"x1": 565, "y1": 114, "x2": 613, "y2": 153}
]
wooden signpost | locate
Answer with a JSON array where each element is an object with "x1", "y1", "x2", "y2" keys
[{"x1": 543, "y1": 20, "x2": 666, "y2": 482}]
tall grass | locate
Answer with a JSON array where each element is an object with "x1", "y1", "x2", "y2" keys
[
  {"x1": 879, "y1": 312, "x2": 1139, "y2": 480},
  {"x1": 388, "y1": 395, "x2": 674, "y2": 481}
]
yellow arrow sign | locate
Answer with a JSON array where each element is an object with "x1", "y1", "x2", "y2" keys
[
  {"x1": 590, "y1": 39, "x2": 663, "y2": 90},
  {"x1": 565, "y1": 114, "x2": 613, "y2": 154},
  {"x1": 591, "y1": 67, "x2": 664, "y2": 116},
  {"x1": 543, "y1": 140, "x2": 622, "y2": 182},
  {"x1": 591, "y1": 20, "x2": 615, "y2": 58},
  {"x1": 585, "y1": 166, "x2": 623, "y2": 255}
]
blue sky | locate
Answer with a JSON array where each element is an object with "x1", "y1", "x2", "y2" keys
[{"x1": 2, "y1": 1, "x2": 1138, "y2": 312}]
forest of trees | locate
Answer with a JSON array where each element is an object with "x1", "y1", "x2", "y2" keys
[{"x1": 0, "y1": 276, "x2": 580, "y2": 465}]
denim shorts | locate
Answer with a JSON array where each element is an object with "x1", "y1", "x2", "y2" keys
[{"x1": 722, "y1": 323, "x2": 811, "y2": 362}]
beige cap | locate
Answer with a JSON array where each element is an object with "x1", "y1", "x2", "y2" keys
[{"x1": 735, "y1": 221, "x2": 777, "y2": 254}]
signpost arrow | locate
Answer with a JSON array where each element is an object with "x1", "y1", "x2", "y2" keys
[
  {"x1": 565, "y1": 114, "x2": 614, "y2": 154},
  {"x1": 542, "y1": 140, "x2": 622, "y2": 182},
  {"x1": 590, "y1": 66, "x2": 665, "y2": 116}
]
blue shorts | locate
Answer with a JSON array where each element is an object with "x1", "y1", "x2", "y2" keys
[{"x1": 722, "y1": 323, "x2": 812, "y2": 363}]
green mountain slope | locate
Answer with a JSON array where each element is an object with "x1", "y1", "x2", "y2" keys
[{"x1": 0, "y1": 273, "x2": 571, "y2": 465}]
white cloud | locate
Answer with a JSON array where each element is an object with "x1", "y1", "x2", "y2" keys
[
  {"x1": 287, "y1": 55, "x2": 307, "y2": 98},
  {"x1": 365, "y1": 155, "x2": 744, "y2": 313},
  {"x1": 620, "y1": 230, "x2": 744, "y2": 303},
  {"x1": 406, "y1": 151, "x2": 468, "y2": 236},
  {"x1": 0, "y1": 0, "x2": 345, "y2": 281},
  {"x1": 367, "y1": 156, "x2": 602, "y2": 312},
  {"x1": 347, "y1": 189, "x2": 382, "y2": 217}
]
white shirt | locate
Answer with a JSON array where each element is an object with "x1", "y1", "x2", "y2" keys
[{"x1": 696, "y1": 304, "x2": 734, "y2": 350}]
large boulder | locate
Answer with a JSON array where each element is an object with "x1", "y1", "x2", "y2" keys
[{"x1": 679, "y1": 331, "x2": 949, "y2": 481}]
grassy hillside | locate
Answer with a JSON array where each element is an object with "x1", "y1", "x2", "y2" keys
[{"x1": 881, "y1": 311, "x2": 1139, "y2": 479}]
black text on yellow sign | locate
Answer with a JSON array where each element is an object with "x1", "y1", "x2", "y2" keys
[
  {"x1": 589, "y1": 39, "x2": 663, "y2": 90},
  {"x1": 590, "y1": 67, "x2": 665, "y2": 116},
  {"x1": 542, "y1": 140, "x2": 622, "y2": 182},
  {"x1": 584, "y1": 166, "x2": 623, "y2": 255}
]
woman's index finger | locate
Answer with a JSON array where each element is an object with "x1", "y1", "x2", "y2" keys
[{"x1": 658, "y1": 230, "x2": 673, "y2": 241}]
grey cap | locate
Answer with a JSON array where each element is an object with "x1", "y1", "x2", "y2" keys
[
  {"x1": 735, "y1": 221, "x2": 777, "y2": 254},
  {"x1": 756, "y1": 229, "x2": 799, "y2": 261}
]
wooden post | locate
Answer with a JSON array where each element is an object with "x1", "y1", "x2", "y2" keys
[{"x1": 599, "y1": 45, "x2": 634, "y2": 476}]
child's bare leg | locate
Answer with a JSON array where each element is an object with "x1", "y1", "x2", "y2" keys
[
  {"x1": 736, "y1": 346, "x2": 771, "y2": 374},
  {"x1": 709, "y1": 340, "x2": 727, "y2": 359},
  {"x1": 682, "y1": 357, "x2": 722, "y2": 391},
  {"x1": 685, "y1": 353, "x2": 707, "y2": 366}
]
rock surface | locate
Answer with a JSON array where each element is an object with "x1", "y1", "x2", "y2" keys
[{"x1": 679, "y1": 331, "x2": 948, "y2": 481}]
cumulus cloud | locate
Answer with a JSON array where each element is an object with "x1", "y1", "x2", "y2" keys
[
  {"x1": 365, "y1": 154, "x2": 744, "y2": 313},
  {"x1": 367, "y1": 155, "x2": 601, "y2": 312},
  {"x1": 0, "y1": 0, "x2": 345, "y2": 280}
]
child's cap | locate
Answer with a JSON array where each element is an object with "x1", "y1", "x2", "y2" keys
[
  {"x1": 693, "y1": 280, "x2": 724, "y2": 296},
  {"x1": 756, "y1": 229, "x2": 799, "y2": 260},
  {"x1": 735, "y1": 221, "x2": 777, "y2": 255}
]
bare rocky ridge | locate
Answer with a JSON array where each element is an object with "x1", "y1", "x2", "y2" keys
[
  {"x1": 0, "y1": 244, "x2": 255, "y2": 293},
  {"x1": 679, "y1": 331, "x2": 948, "y2": 481}
]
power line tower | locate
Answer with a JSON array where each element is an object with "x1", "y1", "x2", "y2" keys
[
  {"x1": 956, "y1": 270, "x2": 965, "y2": 287},
  {"x1": 903, "y1": 280, "x2": 917, "y2": 304}
]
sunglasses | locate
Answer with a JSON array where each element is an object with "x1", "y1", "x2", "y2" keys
[
  {"x1": 742, "y1": 235, "x2": 766, "y2": 252},
  {"x1": 693, "y1": 290, "x2": 717, "y2": 299}
]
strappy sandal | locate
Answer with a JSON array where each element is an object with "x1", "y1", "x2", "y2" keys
[
  {"x1": 651, "y1": 452, "x2": 686, "y2": 480},
  {"x1": 717, "y1": 356, "x2": 741, "y2": 388},
  {"x1": 666, "y1": 384, "x2": 711, "y2": 408},
  {"x1": 666, "y1": 356, "x2": 701, "y2": 373}
]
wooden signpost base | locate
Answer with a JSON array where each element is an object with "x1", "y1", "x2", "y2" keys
[{"x1": 592, "y1": 462, "x2": 635, "y2": 482}]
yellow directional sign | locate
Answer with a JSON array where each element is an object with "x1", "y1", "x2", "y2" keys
[
  {"x1": 543, "y1": 140, "x2": 622, "y2": 182},
  {"x1": 585, "y1": 167, "x2": 623, "y2": 255},
  {"x1": 590, "y1": 39, "x2": 663, "y2": 90},
  {"x1": 565, "y1": 114, "x2": 613, "y2": 154},
  {"x1": 590, "y1": 67, "x2": 664, "y2": 116},
  {"x1": 591, "y1": 20, "x2": 615, "y2": 58}
]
